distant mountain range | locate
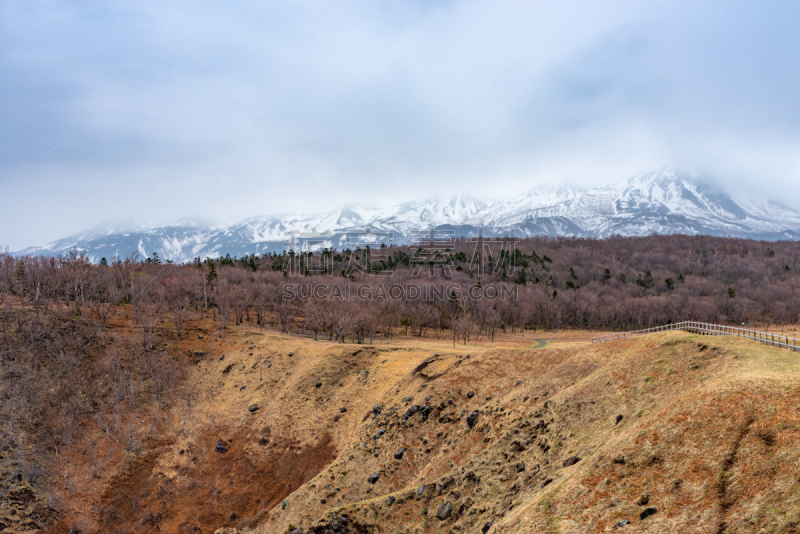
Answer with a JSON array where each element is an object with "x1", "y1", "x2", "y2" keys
[{"x1": 16, "y1": 167, "x2": 800, "y2": 262}]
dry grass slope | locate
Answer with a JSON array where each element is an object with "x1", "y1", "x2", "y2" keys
[
  {"x1": 232, "y1": 330, "x2": 800, "y2": 534},
  {"x1": 9, "y1": 323, "x2": 800, "y2": 534}
]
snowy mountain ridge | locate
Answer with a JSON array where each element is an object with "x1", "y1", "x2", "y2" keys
[{"x1": 15, "y1": 168, "x2": 800, "y2": 263}]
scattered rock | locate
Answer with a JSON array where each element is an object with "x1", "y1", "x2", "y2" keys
[
  {"x1": 563, "y1": 455, "x2": 581, "y2": 467},
  {"x1": 403, "y1": 396, "x2": 413, "y2": 403},
  {"x1": 516, "y1": 461, "x2": 525, "y2": 473},
  {"x1": 339, "y1": 407, "x2": 347, "y2": 413},
  {"x1": 640, "y1": 507, "x2": 657, "y2": 520},
  {"x1": 258, "y1": 437, "x2": 269, "y2": 446},
  {"x1": 515, "y1": 380, "x2": 523, "y2": 386},
  {"x1": 615, "y1": 519, "x2": 630, "y2": 529},
  {"x1": 637, "y1": 493, "x2": 649, "y2": 506},
  {"x1": 315, "y1": 381, "x2": 322, "y2": 388},
  {"x1": 369, "y1": 473, "x2": 380, "y2": 484},
  {"x1": 437, "y1": 501, "x2": 453, "y2": 520},
  {"x1": 288, "y1": 352, "x2": 293, "y2": 357},
  {"x1": 374, "y1": 451, "x2": 380, "y2": 457},
  {"x1": 541, "y1": 478, "x2": 553, "y2": 488},
  {"x1": 615, "y1": 414, "x2": 624, "y2": 425},
  {"x1": 467, "y1": 391, "x2": 475, "y2": 398},
  {"x1": 215, "y1": 439, "x2": 228, "y2": 453},
  {"x1": 482, "y1": 521, "x2": 493, "y2": 533},
  {"x1": 193, "y1": 351, "x2": 204, "y2": 356},
  {"x1": 418, "y1": 484, "x2": 426, "y2": 495},
  {"x1": 394, "y1": 447, "x2": 406, "y2": 460},
  {"x1": 466, "y1": 410, "x2": 480, "y2": 428},
  {"x1": 373, "y1": 428, "x2": 385, "y2": 439},
  {"x1": 222, "y1": 364, "x2": 234, "y2": 374},
  {"x1": 612, "y1": 453, "x2": 626, "y2": 464},
  {"x1": 386, "y1": 496, "x2": 396, "y2": 506},
  {"x1": 219, "y1": 355, "x2": 225, "y2": 361},
  {"x1": 425, "y1": 395, "x2": 432, "y2": 401},
  {"x1": 248, "y1": 404, "x2": 259, "y2": 413},
  {"x1": 281, "y1": 499, "x2": 287, "y2": 510}
]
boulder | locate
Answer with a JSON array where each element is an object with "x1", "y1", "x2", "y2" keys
[
  {"x1": 386, "y1": 496, "x2": 396, "y2": 506},
  {"x1": 248, "y1": 404, "x2": 259, "y2": 413},
  {"x1": 437, "y1": 501, "x2": 453, "y2": 520},
  {"x1": 394, "y1": 447, "x2": 406, "y2": 460},
  {"x1": 420, "y1": 404, "x2": 431, "y2": 421},
  {"x1": 368, "y1": 473, "x2": 380, "y2": 484},
  {"x1": 640, "y1": 507, "x2": 657, "y2": 520},
  {"x1": 466, "y1": 410, "x2": 480, "y2": 428}
]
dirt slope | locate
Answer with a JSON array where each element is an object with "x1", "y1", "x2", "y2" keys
[
  {"x1": 242, "y1": 331, "x2": 800, "y2": 534},
  {"x1": 51, "y1": 327, "x2": 800, "y2": 534}
]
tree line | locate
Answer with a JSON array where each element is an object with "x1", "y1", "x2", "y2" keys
[{"x1": 3, "y1": 234, "x2": 800, "y2": 348}]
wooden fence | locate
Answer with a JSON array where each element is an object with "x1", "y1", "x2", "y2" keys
[{"x1": 591, "y1": 321, "x2": 800, "y2": 352}]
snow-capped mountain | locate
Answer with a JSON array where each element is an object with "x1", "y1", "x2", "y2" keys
[{"x1": 15, "y1": 168, "x2": 800, "y2": 262}]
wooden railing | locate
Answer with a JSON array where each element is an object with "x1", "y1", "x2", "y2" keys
[{"x1": 591, "y1": 321, "x2": 800, "y2": 352}]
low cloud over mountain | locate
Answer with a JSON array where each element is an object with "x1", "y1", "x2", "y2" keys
[{"x1": 16, "y1": 168, "x2": 800, "y2": 262}]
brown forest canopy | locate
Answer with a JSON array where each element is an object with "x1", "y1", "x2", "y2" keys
[{"x1": 3, "y1": 234, "x2": 800, "y2": 338}]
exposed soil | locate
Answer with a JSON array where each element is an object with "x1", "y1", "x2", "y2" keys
[{"x1": 6, "y1": 320, "x2": 800, "y2": 534}]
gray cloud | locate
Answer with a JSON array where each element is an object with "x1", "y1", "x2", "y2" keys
[{"x1": 1, "y1": 0, "x2": 799, "y2": 249}]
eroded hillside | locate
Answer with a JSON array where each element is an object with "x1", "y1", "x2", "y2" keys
[
  {"x1": 241, "y1": 331, "x2": 800, "y2": 534},
  {"x1": 5, "y1": 320, "x2": 800, "y2": 534}
]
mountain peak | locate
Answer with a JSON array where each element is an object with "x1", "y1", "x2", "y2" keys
[{"x1": 14, "y1": 169, "x2": 800, "y2": 262}]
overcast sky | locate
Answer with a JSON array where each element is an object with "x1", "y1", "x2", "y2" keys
[{"x1": 1, "y1": 0, "x2": 799, "y2": 249}]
